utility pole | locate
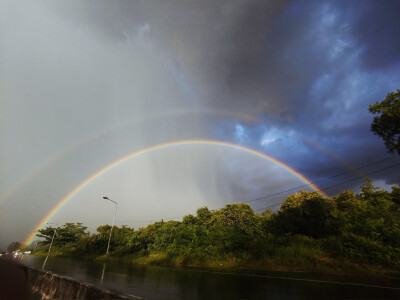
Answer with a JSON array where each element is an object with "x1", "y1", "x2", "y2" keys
[
  {"x1": 42, "y1": 222, "x2": 58, "y2": 270},
  {"x1": 46, "y1": 223, "x2": 58, "y2": 254},
  {"x1": 102, "y1": 197, "x2": 118, "y2": 255}
]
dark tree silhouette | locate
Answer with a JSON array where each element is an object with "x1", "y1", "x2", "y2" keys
[{"x1": 369, "y1": 89, "x2": 400, "y2": 155}]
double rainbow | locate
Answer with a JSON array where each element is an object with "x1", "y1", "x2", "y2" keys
[
  {"x1": 23, "y1": 140, "x2": 327, "y2": 248},
  {"x1": 2, "y1": 109, "x2": 353, "y2": 206}
]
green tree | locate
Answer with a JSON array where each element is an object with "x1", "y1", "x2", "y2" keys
[
  {"x1": 391, "y1": 186, "x2": 400, "y2": 205},
  {"x1": 330, "y1": 187, "x2": 400, "y2": 264},
  {"x1": 36, "y1": 226, "x2": 57, "y2": 245},
  {"x1": 56, "y1": 222, "x2": 88, "y2": 246},
  {"x1": 333, "y1": 190, "x2": 360, "y2": 211},
  {"x1": 274, "y1": 192, "x2": 339, "y2": 238},
  {"x1": 109, "y1": 225, "x2": 135, "y2": 256},
  {"x1": 369, "y1": 89, "x2": 400, "y2": 154},
  {"x1": 359, "y1": 178, "x2": 378, "y2": 199},
  {"x1": 211, "y1": 203, "x2": 259, "y2": 236},
  {"x1": 196, "y1": 207, "x2": 213, "y2": 225},
  {"x1": 280, "y1": 191, "x2": 322, "y2": 211},
  {"x1": 209, "y1": 204, "x2": 261, "y2": 254},
  {"x1": 150, "y1": 221, "x2": 181, "y2": 253},
  {"x1": 36, "y1": 222, "x2": 88, "y2": 248},
  {"x1": 7, "y1": 241, "x2": 21, "y2": 252}
]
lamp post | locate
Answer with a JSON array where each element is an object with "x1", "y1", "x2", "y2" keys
[
  {"x1": 34, "y1": 241, "x2": 39, "y2": 252},
  {"x1": 102, "y1": 196, "x2": 117, "y2": 255},
  {"x1": 42, "y1": 223, "x2": 58, "y2": 270},
  {"x1": 46, "y1": 223, "x2": 58, "y2": 254}
]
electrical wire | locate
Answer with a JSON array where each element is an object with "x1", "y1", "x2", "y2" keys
[
  {"x1": 115, "y1": 157, "x2": 400, "y2": 224},
  {"x1": 255, "y1": 160, "x2": 400, "y2": 213},
  {"x1": 245, "y1": 156, "x2": 397, "y2": 204}
]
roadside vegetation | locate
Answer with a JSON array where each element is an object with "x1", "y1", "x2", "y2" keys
[{"x1": 29, "y1": 179, "x2": 400, "y2": 277}]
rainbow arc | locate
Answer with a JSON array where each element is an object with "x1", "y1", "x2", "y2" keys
[{"x1": 23, "y1": 140, "x2": 327, "y2": 248}]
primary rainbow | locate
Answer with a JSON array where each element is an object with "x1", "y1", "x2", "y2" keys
[{"x1": 23, "y1": 140, "x2": 328, "y2": 248}]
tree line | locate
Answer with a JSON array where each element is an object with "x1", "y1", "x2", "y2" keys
[{"x1": 31, "y1": 179, "x2": 400, "y2": 270}]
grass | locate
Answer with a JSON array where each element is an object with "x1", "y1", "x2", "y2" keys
[
  {"x1": 83, "y1": 251, "x2": 399, "y2": 278},
  {"x1": 32, "y1": 236, "x2": 400, "y2": 278}
]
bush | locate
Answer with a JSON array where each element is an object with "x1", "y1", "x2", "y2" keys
[{"x1": 323, "y1": 233, "x2": 400, "y2": 265}]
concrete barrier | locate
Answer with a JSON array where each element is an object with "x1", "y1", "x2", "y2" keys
[
  {"x1": 29, "y1": 267, "x2": 143, "y2": 300},
  {"x1": 0, "y1": 258, "x2": 143, "y2": 299}
]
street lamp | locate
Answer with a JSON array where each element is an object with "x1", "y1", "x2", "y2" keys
[
  {"x1": 46, "y1": 223, "x2": 58, "y2": 254},
  {"x1": 102, "y1": 196, "x2": 118, "y2": 255},
  {"x1": 42, "y1": 222, "x2": 58, "y2": 270},
  {"x1": 34, "y1": 241, "x2": 39, "y2": 252}
]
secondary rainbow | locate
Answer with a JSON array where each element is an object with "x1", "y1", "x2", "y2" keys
[
  {"x1": 23, "y1": 140, "x2": 328, "y2": 248},
  {"x1": 3, "y1": 109, "x2": 353, "y2": 206}
]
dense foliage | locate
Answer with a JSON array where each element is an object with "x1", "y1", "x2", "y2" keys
[
  {"x1": 35, "y1": 180, "x2": 400, "y2": 270},
  {"x1": 369, "y1": 89, "x2": 400, "y2": 155}
]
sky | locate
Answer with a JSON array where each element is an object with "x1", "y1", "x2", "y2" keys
[{"x1": 1, "y1": 0, "x2": 400, "y2": 249}]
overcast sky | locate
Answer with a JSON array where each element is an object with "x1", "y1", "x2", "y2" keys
[{"x1": 1, "y1": 0, "x2": 400, "y2": 249}]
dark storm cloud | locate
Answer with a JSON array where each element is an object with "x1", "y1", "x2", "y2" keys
[
  {"x1": 248, "y1": 0, "x2": 400, "y2": 187},
  {"x1": 44, "y1": 0, "x2": 292, "y2": 115},
  {"x1": 40, "y1": 0, "x2": 400, "y2": 122},
  {"x1": 350, "y1": 0, "x2": 400, "y2": 71}
]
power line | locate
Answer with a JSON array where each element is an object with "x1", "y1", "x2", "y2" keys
[
  {"x1": 245, "y1": 156, "x2": 398, "y2": 204},
  {"x1": 115, "y1": 220, "x2": 157, "y2": 223},
  {"x1": 254, "y1": 202, "x2": 281, "y2": 212},
  {"x1": 255, "y1": 160, "x2": 400, "y2": 213},
  {"x1": 115, "y1": 157, "x2": 400, "y2": 224},
  {"x1": 116, "y1": 217, "x2": 183, "y2": 223},
  {"x1": 319, "y1": 161, "x2": 400, "y2": 193}
]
